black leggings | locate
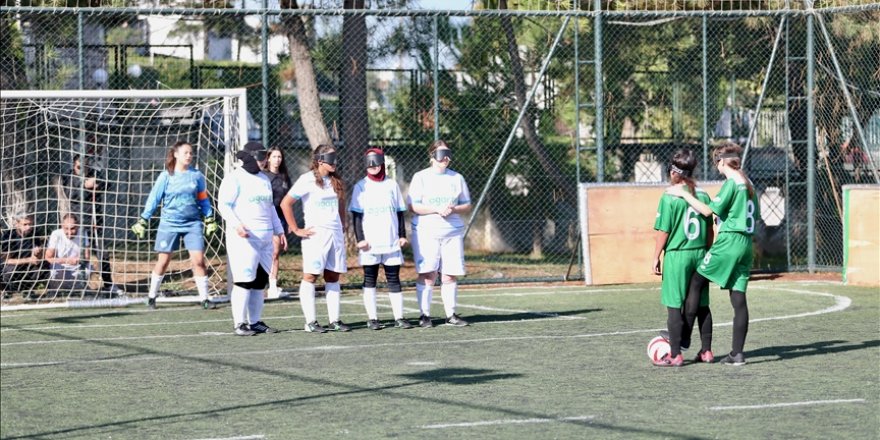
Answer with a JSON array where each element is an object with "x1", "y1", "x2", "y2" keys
[
  {"x1": 684, "y1": 272, "x2": 713, "y2": 352},
  {"x1": 729, "y1": 290, "x2": 749, "y2": 355},
  {"x1": 362, "y1": 264, "x2": 402, "y2": 293}
]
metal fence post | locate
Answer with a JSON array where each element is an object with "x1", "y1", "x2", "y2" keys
[
  {"x1": 594, "y1": 0, "x2": 604, "y2": 182},
  {"x1": 806, "y1": 1, "x2": 816, "y2": 273}
]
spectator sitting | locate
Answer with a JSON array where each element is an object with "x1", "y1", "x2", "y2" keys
[
  {"x1": 45, "y1": 214, "x2": 91, "y2": 292},
  {"x1": 1, "y1": 214, "x2": 50, "y2": 298}
]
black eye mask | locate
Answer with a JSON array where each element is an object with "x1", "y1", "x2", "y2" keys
[
  {"x1": 318, "y1": 151, "x2": 337, "y2": 166},
  {"x1": 365, "y1": 152, "x2": 384, "y2": 168},
  {"x1": 432, "y1": 149, "x2": 451, "y2": 161},
  {"x1": 714, "y1": 152, "x2": 740, "y2": 163}
]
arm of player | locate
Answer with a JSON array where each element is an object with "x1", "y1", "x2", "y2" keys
[
  {"x1": 652, "y1": 230, "x2": 669, "y2": 275},
  {"x1": 667, "y1": 185, "x2": 713, "y2": 217},
  {"x1": 139, "y1": 172, "x2": 168, "y2": 221},
  {"x1": 280, "y1": 194, "x2": 313, "y2": 238}
]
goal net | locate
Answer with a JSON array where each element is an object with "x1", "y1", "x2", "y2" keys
[{"x1": 0, "y1": 89, "x2": 248, "y2": 306}]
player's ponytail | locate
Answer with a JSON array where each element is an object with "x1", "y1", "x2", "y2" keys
[
  {"x1": 714, "y1": 142, "x2": 754, "y2": 198},
  {"x1": 669, "y1": 148, "x2": 697, "y2": 196}
]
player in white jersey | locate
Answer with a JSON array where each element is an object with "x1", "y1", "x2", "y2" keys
[
  {"x1": 349, "y1": 148, "x2": 414, "y2": 330},
  {"x1": 217, "y1": 142, "x2": 287, "y2": 336},
  {"x1": 408, "y1": 140, "x2": 471, "y2": 327},
  {"x1": 281, "y1": 144, "x2": 349, "y2": 333}
]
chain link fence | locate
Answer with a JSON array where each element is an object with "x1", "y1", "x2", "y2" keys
[{"x1": 1, "y1": 2, "x2": 878, "y2": 299}]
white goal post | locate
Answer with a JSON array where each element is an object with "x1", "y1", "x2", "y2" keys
[{"x1": 1, "y1": 88, "x2": 248, "y2": 307}]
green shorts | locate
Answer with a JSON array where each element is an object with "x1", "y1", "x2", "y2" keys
[
  {"x1": 661, "y1": 248, "x2": 709, "y2": 309},
  {"x1": 697, "y1": 232, "x2": 753, "y2": 292}
]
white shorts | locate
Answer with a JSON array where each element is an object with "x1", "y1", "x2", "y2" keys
[
  {"x1": 359, "y1": 249, "x2": 403, "y2": 266},
  {"x1": 227, "y1": 229, "x2": 275, "y2": 283},
  {"x1": 411, "y1": 228, "x2": 465, "y2": 276},
  {"x1": 301, "y1": 227, "x2": 347, "y2": 275}
]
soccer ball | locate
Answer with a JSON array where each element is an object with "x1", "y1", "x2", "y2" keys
[{"x1": 647, "y1": 335, "x2": 671, "y2": 362}]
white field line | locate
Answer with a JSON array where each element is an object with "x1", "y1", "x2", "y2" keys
[
  {"x1": 419, "y1": 415, "x2": 595, "y2": 429},
  {"x1": 0, "y1": 284, "x2": 850, "y2": 352},
  {"x1": 709, "y1": 399, "x2": 866, "y2": 411},
  {"x1": 189, "y1": 435, "x2": 265, "y2": 440}
]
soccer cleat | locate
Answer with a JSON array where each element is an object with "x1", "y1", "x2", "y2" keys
[
  {"x1": 445, "y1": 314, "x2": 469, "y2": 327},
  {"x1": 720, "y1": 352, "x2": 746, "y2": 366},
  {"x1": 106, "y1": 284, "x2": 124, "y2": 296},
  {"x1": 201, "y1": 299, "x2": 217, "y2": 310},
  {"x1": 419, "y1": 314, "x2": 433, "y2": 328},
  {"x1": 234, "y1": 323, "x2": 256, "y2": 336},
  {"x1": 147, "y1": 297, "x2": 157, "y2": 310},
  {"x1": 305, "y1": 321, "x2": 328, "y2": 333},
  {"x1": 266, "y1": 287, "x2": 290, "y2": 300},
  {"x1": 659, "y1": 330, "x2": 689, "y2": 351},
  {"x1": 367, "y1": 319, "x2": 384, "y2": 330},
  {"x1": 250, "y1": 321, "x2": 280, "y2": 334},
  {"x1": 695, "y1": 349, "x2": 715, "y2": 363},
  {"x1": 329, "y1": 320, "x2": 351, "y2": 332},
  {"x1": 652, "y1": 353, "x2": 684, "y2": 367},
  {"x1": 395, "y1": 318, "x2": 414, "y2": 329}
]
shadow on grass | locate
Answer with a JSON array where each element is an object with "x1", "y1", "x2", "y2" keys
[
  {"x1": 47, "y1": 311, "x2": 142, "y2": 324},
  {"x1": 1, "y1": 322, "x2": 707, "y2": 440},
  {"x1": 747, "y1": 339, "x2": 880, "y2": 364},
  {"x1": 399, "y1": 367, "x2": 522, "y2": 385},
  {"x1": 324, "y1": 308, "x2": 601, "y2": 331}
]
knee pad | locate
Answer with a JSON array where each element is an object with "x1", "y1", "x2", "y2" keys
[
  {"x1": 363, "y1": 264, "x2": 379, "y2": 288},
  {"x1": 384, "y1": 265, "x2": 401, "y2": 293}
]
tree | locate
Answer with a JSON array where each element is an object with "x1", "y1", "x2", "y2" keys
[
  {"x1": 339, "y1": 0, "x2": 369, "y2": 179},
  {"x1": 279, "y1": 0, "x2": 333, "y2": 149}
]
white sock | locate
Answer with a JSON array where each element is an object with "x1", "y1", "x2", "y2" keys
[
  {"x1": 269, "y1": 278, "x2": 278, "y2": 291},
  {"x1": 362, "y1": 287, "x2": 378, "y2": 320},
  {"x1": 248, "y1": 289, "x2": 264, "y2": 324},
  {"x1": 326, "y1": 282, "x2": 341, "y2": 323},
  {"x1": 194, "y1": 275, "x2": 209, "y2": 301},
  {"x1": 389, "y1": 291, "x2": 404, "y2": 320},
  {"x1": 416, "y1": 282, "x2": 433, "y2": 316},
  {"x1": 148, "y1": 273, "x2": 164, "y2": 299},
  {"x1": 230, "y1": 285, "x2": 248, "y2": 327},
  {"x1": 299, "y1": 281, "x2": 317, "y2": 324},
  {"x1": 441, "y1": 282, "x2": 457, "y2": 318}
]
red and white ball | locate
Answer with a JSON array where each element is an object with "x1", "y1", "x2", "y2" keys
[{"x1": 647, "y1": 335, "x2": 671, "y2": 362}]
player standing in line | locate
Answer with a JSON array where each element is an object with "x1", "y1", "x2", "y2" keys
[
  {"x1": 280, "y1": 144, "x2": 349, "y2": 333},
  {"x1": 408, "y1": 140, "x2": 471, "y2": 328},
  {"x1": 349, "y1": 148, "x2": 413, "y2": 330},
  {"x1": 131, "y1": 141, "x2": 218, "y2": 310},
  {"x1": 217, "y1": 142, "x2": 286, "y2": 336},
  {"x1": 651, "y1": 148, "x2": 714, "y2": 367},
  {"x1": 262, "y1": 146, "x2": 292, "y2": 299},
  {"x1": 667, "y1": 142, "x2": 759, "y2": 366}
]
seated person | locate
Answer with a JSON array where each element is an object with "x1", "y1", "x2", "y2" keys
[
  {"x1": 1, "y1": 214, "x2": 49, "y2": 296},
  {"x1": 45, "y1": 214, "x2": 91, "y2": 292}
]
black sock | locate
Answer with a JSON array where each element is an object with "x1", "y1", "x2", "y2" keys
[{"x1": 729, "y1": 290, "x2": 749, "y2": 355}]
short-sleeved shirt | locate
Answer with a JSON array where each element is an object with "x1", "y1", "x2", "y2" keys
[
  {"x1": 47, "y1": 228, "x2": 88, "y2": 273},
  {"x1": 654, "y1": 188, "x2": 713, "y2": 252},
  {"x1": 217, "y1": 168, "x2": 283, "y2": 235},
  {"x1": 287, "y1": 171, "x2": 342, "y2": 231},
  {"x1": 1, "y1": 230, "x2": 43, "y2": 264},
  {"x1": 710, "y1": 177, "x2": 760, "y2": 234},
  {"x1": 140, "y1": 169, "x2": 213, "y2": 232},
  {"x1": 348, "y1": 177, "x2": 407, "y2": 254},
  {"x1": 408, "y1": 168, "x2": 471, "y2": 237}
]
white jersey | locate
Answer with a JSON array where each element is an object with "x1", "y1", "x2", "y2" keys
[
  {"x1": 217, "y1": 168, "x2": 283, "y2": 235},
  {"x1": 408, "y1": 167, "x2": 471, "y2": 237},
  {"x1": 288, "y1": 171, "x2": 342, "y2": 231},
  {"x1": 349, "y1": 177, "x2": 407, "y2": 255},
  {"x1": 47, "y1": 228, "x2": 88, "y2": 274}
]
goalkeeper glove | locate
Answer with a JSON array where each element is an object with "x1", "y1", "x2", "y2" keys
[
  {"x1": 131, "y1": 218, "x2": 148, "y2": 239},
  {"x1": 204, "y1": 217, "x2": 219, "y2": 237}
]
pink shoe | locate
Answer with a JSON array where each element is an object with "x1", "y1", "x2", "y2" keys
[
  {"x1": 695, "y1": 350, "x2": 714, "y2": 363},
  {"x1": 653, "y1": 353, "x2": 684, "y2": 367}
]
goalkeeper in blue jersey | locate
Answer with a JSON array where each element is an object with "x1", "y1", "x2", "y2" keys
[{"x1": 131, "y1": 141, "x2": 218, "y2": 310}]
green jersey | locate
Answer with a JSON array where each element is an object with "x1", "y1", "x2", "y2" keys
[
  {"x1": 654, "y1": 188, "x2": 712, "y2": 252},
  {"x1": 710, "y1": 178, "x2": 760, "y2": 235}
]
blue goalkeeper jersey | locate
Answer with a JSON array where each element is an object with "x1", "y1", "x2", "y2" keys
[{"x1": 140, "y1": 168, "x2": 213, "y2": 232}]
